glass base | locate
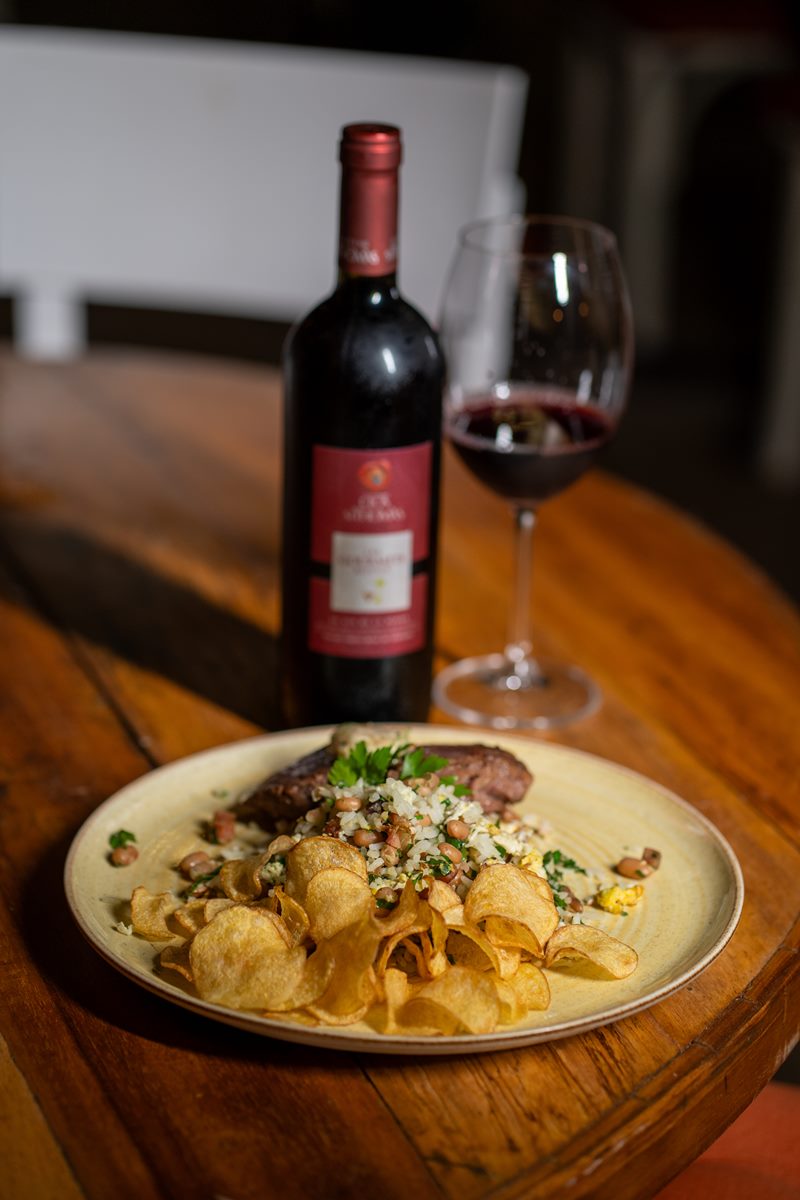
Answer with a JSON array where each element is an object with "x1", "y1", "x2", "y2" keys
[{"x1": 432, "y1": 653, "x2": 601, "y2": 731}]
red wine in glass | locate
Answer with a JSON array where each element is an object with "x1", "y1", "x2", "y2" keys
[
  {"x1": 433, "y1": 214, "x2": 633, "y2": 730},
  {"x1": 446, "y1": 388, "x2": 614, "y2": 504}
]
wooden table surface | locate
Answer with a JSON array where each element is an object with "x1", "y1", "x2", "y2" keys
[{"x1": 0, "y1": 348, "x2": 798, "y2": 1200}]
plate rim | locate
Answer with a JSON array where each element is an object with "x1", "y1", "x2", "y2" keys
[{"x1": 64, "y1": 723, "x2": 745, "y2": 1055}]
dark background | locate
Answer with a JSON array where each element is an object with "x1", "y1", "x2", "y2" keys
[{"x1": 3, "y1": 0, "x2": 798, "y2": 601}]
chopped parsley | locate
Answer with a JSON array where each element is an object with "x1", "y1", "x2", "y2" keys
[
  {"x1": 446, "y1": 836, "x2": 469, "y2": 855},
  {"x1": 543, "y1": 848, "x2": 586, "y2": 888},
  {"x1": 109, "y1": 829, "x2": 136, "y2": 850},
  {"x1": 424, "y1": 853, "x2": 456, "y2": 879}
]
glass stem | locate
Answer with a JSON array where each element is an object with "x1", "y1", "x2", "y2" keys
[{"x1": 505, "y1": 506, "x2": 540, "y2": 680}]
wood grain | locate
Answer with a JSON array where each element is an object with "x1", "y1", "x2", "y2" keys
[
  {"x1": 0, "y1": 348, "x2": 798, "y2": 1200},
  {"x1": 0, "y1": 1035, "x2": 84, "y2": 1200}
]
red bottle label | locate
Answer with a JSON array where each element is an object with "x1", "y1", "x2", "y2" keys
[{"x1": 308, "y1": 443, "x2": 432, "y2": 658}]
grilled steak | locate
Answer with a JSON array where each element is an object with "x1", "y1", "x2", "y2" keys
[{"x1": 231, "y1": 741, "x2": 532, "y2": 830}]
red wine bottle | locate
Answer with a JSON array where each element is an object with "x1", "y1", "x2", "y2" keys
[{"x1": 280, "y1": 124, "x2": 444, "y2": 727}]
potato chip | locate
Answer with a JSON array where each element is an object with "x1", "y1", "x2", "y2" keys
[
  {"x1": 446, "y1": 929, "x2": 494, "y2": 972},
  {"x1": 285, "y1": 836, "x2": 367, "y2": 905},
  {"x1": 426, "y1": 880, "x2": 462, "y2": 915},
  {"x1": 218, "y1": 852, "x2": 271, "y2": 903},
  {"x1": 379, "y1": 967, "x2": 413, "y2": 1034},
  {"x1": 400, "y1": 966, "x2": 500, "y2": 1035},
  {"x1": 190, "y1": 905, "x2": 307, "y2": 1010},
  {"x1": 465, "y1": 864, "x2": 559, "y2": 955},
  {"x1": 398, "y1": 936, "x2": 428, "y2": 976},
  {"x1": 371, "y1": 880, "x2": 422, "y2": 937},
  {"x1": 484, "y1": 915, "x2": 546, "y2": 959},
  {"x1": 544, "y1": 923, "x2": 638, "y2": 978},
  {"x1": 305, "y1": 920, "x2": 382, "y2": 1025},
  {"x1": 490, "y1": 961, "x2": 548, "y2": 1023},
  {"x1": 509, "y1": 961, "x2": 550, "y2": 1011},
  {"x1": 173, "y1": 899, "x2": 208, "y2": 937},
  {"x1": 446, "y1": 907, "x2": 522, "y2": 978},
  {"x1": 376, "y1": 898, "x2": 437, "y2": 977},
  {"x1": 261, "y1": 1008, "x2": 321, "y2": 1027},
  {"x1": 303, "y1": 868, "x2": 373, "y2": 941},
  {"x1": 273, "y1": 887, "x2": 311, "y2": 947},
  {"x1": 419, "y1": 907, "x2": 450, "y2": 978},
  {"x1": 203, "y1": 897, "x2": 235, "y2": 922},
  {"x1": 130, "y1": 886, "x2": 177, "y2": 940},
  {"x1": 493, "y1": 978, "x2": 526, "y2": 1025},
  {"x1": 159, "y1": 940, "x2": 193, "y2": 981}
]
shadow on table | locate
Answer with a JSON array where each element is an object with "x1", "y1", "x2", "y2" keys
[{"x1": 1, "y1": 517, "x2": 280, "y2": 730}]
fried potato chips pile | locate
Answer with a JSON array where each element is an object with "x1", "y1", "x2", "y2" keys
[{"x1": 130, "y1": 837, "x2": 638, "y2": 1036}]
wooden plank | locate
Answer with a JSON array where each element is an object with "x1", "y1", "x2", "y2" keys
[{"x1": 0, "y1": 1034, "x2": 85, "y2": 1200}]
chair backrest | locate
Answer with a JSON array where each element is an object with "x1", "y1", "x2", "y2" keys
[{"x1": 0, "y1": 27, "x2": 528, "y2": 358}]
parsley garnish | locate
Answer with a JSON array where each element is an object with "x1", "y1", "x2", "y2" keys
[
  {"x1": 328, "y1": 741, "x2": 398, "y2": 787},
  {"x1": 328, "y1": 757, "x2": 358, "y2": 787},
  {"x1": 109, "y1": 830, "x2": 136, "y2": 849},
  {"x1": 327, "y1": 741, "x2": 472, "y2": 798},
  {"x1": 399, "y1": 748, "x2": 449, "y2": 780}
]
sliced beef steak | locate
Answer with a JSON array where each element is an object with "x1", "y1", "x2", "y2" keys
[{"x1": 231, "y1": 742, "x2": 532, "y2": 829}]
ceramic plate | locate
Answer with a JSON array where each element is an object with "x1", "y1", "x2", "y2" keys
[{"x1": 65, "y1": 725, "x2": 744, "y2": 1055}]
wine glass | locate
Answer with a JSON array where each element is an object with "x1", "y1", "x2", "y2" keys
[{"x1": 433, "y1": 214, "x2": 633, "y2": 730}]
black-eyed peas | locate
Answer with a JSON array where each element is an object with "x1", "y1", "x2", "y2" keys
[
  {"x1": 110, "y1": 844, "x2": 138, "y2": 867},
  {"x1": 179, "y1": 850, "x2": 216, "y2": 880},
  {"x1": 334, "y1": 795, "x2": 362, "y2": 812},
  {"x1": 353, "y1": 829, "x2": 385, "y2": 847},
  {"x1": 615, "y1": 856, "x2": 653, "y2": 880},
  {"x1": 446, "y1": 818, "x2": 470, "y2": 841}
]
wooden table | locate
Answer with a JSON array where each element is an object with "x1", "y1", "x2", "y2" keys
[{"x1": 1, "y1": 348, "x2": 798, "y2": 1200}]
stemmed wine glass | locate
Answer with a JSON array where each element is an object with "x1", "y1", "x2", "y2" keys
[{"x1": 433, "y1": 214, "x2": 633, "y2": 730}]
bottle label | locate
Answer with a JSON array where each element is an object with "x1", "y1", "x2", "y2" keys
[{"x1": 308, "y1": 443, "x2": 432, "y2": 658}]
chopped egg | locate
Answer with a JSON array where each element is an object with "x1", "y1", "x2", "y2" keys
[{"x1": 595, "y1": 884, "x2": 644, "y2": 914}]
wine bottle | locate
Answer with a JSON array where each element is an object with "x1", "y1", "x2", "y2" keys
[{"x1": 280, "y1": 123, "x2": 444, "y2": 727}]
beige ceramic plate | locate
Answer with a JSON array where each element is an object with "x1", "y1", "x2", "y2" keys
[{"x1": 65, "y1": 725, "x2": 744, "y2": 1055}]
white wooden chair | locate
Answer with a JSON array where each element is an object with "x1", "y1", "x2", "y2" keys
[{"x1": 0, "y1": 27, "x2": 528, "y2": 359}]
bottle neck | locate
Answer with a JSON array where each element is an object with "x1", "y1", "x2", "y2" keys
[{"x1": 337, "y1": 162, "x2": 399, "y2": 282}]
